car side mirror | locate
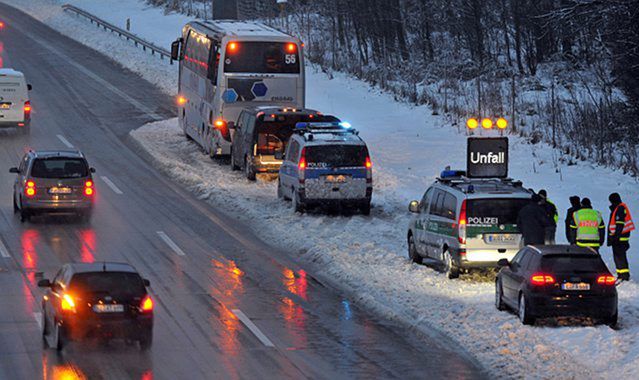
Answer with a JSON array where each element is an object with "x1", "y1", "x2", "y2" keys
[
  {"x1": 408, "y1": 200, "x2": 420, "y2": 213},
  {"x1": 171, "y1": 39, "x2": 181, "y2": 61},
  {"x1": 27, "y1": 84, "x2": 32, "y2": 91},
  {"x1": 497, "y1": 258, "x2": 510, "y2": 267},
  {"x1": 37, "y1": 279, "x2": 51, "y2": 288},
  {"x1": 143, "y1": 279, "x2": 150, "y2": 287},
  {"x1": 90, "y1": 167, "x2": 96, "y2": 173},
  {"x1": 9, "y1": 167, "x2": 19, "y2": 174},
  {"x1": 227, "y1": 121, "x2": 236, "y2": 130}
]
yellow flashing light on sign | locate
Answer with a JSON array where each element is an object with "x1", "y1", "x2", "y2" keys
[
  {"x1": 466, "y1": 118, "x2": 479, "y2": 129},
  {"x1": 481, "y1": 118, "x2": 493, "y2": 129},
  {"x1": 496, "y1": 118, "x2": 508, "y2": 129}
]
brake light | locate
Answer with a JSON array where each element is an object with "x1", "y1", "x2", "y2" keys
[
  {"x1": 61, "y1": 294, "x2": 76, "y2": 312},
  {"x1": 176, "y1": 95, "x2": 187, "y2": 106},
  {"x1": 597, "y1": 275, "x2": 616, "y2": 285},
  {"x1": 365, "y1": 156, "x2": 372, "y2": 169},
  {"x1": 214, "y1": 119, "x2": 226, "y2": 128},
  {"x1": 24, "y1": 101, "x2": 31, "y2": 113},
  {"x1": 228, "y1": 42, "x2": 238, "y2": 52},
  {"x1": 286, "y1": 43, "x2": 296, "y2": 53},
  {"x1": 531, "y1": 274, "x2": 556, "y2": 285},
  {"x1": 298, "y1": 147, "x2": 306, "y2": 170},
  {"x1": 25, "y1": 180, "x2": 36, "y2": 197},
  {"x1": 140, "y1": 295, "x2": 153, "y2": 312},
  {"x1": 458, "y1": 199, "x2": 467, "y2": 244},
  {"x1": 84, "y1": 180, "x2": 94, "y2": 196}
]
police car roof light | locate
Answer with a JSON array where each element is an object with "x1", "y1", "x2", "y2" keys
[{"x1": 440, "y1": 169, "x2": 466, "y2": 179}]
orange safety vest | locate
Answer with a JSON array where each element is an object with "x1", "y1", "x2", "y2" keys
[{"x1": 609, "y1": 203, "x2": 635, "y2": 235}]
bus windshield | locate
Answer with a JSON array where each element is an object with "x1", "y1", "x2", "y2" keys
[{"x1": 224, "y1": 41, "x2": 300, "y2": 74}]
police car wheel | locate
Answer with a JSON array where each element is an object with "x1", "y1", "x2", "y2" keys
[
  {"x1": 443, "y1": 251, "x2": 459, "y2": 279},
  {"x1": 495, "y1": 280, "x2": 506, "y2": 311},
  {"x1": 518, "y1": 293, "x2": 535, "y2": 325},
  {"x1": 277, "y1": 179, "x2": 285, "y2": 199},
  {"x1": 604, "y1": 311, "x2": 618, "y2": 329},
  {"x1": 408, "y1": 235, "x2": 423, "y2": 264},
  {"x1": 293, "y1": 191, "x2": 305, "y2": 213}
]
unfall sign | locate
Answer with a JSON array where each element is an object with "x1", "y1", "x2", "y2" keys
[{"x1": 467, "y1": 137, "x2": 509, "y2": 178}]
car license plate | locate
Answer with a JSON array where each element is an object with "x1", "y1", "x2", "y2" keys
[
  {"x1": 562, "y1": 282, "x2": 590, "y2": 291},
  {"x1": 484, "y1": 234, "x2": 516, "y2": 244},
  {"x1": 93, "y1": 304, "x2": 124, "y2": 313},
  {"x1": 48, "y1": 187, "x2": 72, "y2": 194},
  {"x1": 325, "y1": 174, "x2": 348, "y2": 183}
]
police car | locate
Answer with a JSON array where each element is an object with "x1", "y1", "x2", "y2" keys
[
  {"x1": 277, "y1": 122, "x2": 372, "y2": 214},
  {"x1": 407, "y1": 169, "x2": 533, "y2": 278}
]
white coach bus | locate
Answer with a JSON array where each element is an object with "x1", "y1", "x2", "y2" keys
[{"x1": 171, "y1": 20, "x2": 305, "y2": 158}]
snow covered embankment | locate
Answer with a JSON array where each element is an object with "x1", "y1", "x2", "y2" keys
[{"x1": 8, "y1": 0, "x2": 639, "y2": 378}]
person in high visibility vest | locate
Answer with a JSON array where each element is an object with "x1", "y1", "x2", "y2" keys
[
  {"x1": 569, "y1": 198, "x2": 605, "y2": 251},
  {"x1": 608, "y1": 193, "x2": 634, "y2": 281},
  {"x1": 539, "y1": 189, "x2": 558, "y2": 244}
]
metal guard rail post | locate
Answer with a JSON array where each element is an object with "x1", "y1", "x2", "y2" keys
[{"x1": 61, "y1": 4, "x2": 173, "y2": 64}]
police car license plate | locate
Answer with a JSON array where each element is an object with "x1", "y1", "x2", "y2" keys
[
  {"x1": 93, "y1": 304, "x2": 124, "y2": 313},
  {"x1": 324, "y1": 174, "x2": 348, "y2": 183},
  {"x1": 48, "y1": 187, "x2": 72, "y2": 194},
  {"x1": 484, "y1": 234, "x2": 516, "y2": 244},
  {"x1": 562, "y1": 282, "x2": 590, "y2": 291}
]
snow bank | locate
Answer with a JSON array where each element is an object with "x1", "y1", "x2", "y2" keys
[{"x1": 8, "y1": 0, "x2": 639, "y2": 377}]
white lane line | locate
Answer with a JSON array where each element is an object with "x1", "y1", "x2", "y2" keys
[
  {"x1": 14, "y1": 22, "x2": 163, "y2": 121},
  {"x1": 0, "y1": 238, "x2": 10, "y2": 258},
  {"x1": 156, "y1": 231, "x2": 186, "y2": 256},
  {"x1": 56, "y1": 134, "x2": 74, "y2": 148},
  {"x1": 33, "y1": 312, "x2": 42, "y2": 330},
  {"x1": 232, "y1": 309, "x2": 275, "y2": 348},
  {"x1": 100, "y1": 176, "x2": 123, "y2": 195}
]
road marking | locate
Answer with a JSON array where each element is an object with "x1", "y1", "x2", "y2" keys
[
  {"x1": 0, "y1": 238, "x2": 10, "y2": 258},
  {"x1": 100, "y1": 176, "x2": 123, "y2": 195},
  {"x1": 156, "y1": 231, "x2": 186, "y2": 256},
  {"x1": 56, "y1": 134, "x2": 74, "y2": 148},
  {"x1": 13, "y1": 22, "x2": 163, "y2": 121},
  {"x1": 33, "y1": 312, "x2": 42, "y2": 330},
  {"x1": 232, "y1": 309, "x2": 275, "y2": 347}
]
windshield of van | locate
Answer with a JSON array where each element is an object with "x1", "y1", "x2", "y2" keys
[
  {"x1": 31, "y1": 158, "x2": 89, "y2": 179},
  {"x1": 305, "y1": 145, "x2": 368, "y2": 168},
  {"x1": 224, "y1": 42, "x2": 300, "y2": 74},
  {"x1": 467, "y1": 198, "x2": 530, "y2": 225}
]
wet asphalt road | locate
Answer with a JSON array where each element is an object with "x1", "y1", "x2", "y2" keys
[{"x1": 0, "y1": 4, "x2": 485, "y2": 380}]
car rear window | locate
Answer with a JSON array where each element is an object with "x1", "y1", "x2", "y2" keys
[
  {"x1": 255, "y1": 114, "x2": 339, "y2": 156},
  {"x1": 305, "y1": 145, "x2": 368, "y2": 168},
  {"x1": 70, "y1": 272, "x2": 145, "y2": 297},
  {"x1": 31, "y1": 158, "x2": 88, "y2": 179},
  {"x1": 540, "y1": 255, "x2": 608, "y2": 273},
  {"x1": 467, "y1": 198, "x2": 530, "y2": 225}
]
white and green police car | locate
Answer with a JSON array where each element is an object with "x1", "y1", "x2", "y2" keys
[{"x1": 407, "y1": 170, "x2": 533, "y2": 278}]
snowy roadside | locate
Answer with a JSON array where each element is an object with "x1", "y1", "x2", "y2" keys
[{"x1": 6, "y1": 0, "x2": 639, "y2": 378}]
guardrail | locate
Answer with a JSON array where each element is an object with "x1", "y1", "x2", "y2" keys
[{"x1": 61, "y1": 4, "x2": 174, "y2": 64}]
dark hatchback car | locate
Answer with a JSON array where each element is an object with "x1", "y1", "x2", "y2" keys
[
  {"x1": 495, "y1": 245, "x2": 618, "y2": 327},
  {"x1": 231, "y1": 107, "x2": 340, "y2": 180},
  {"x1": 38, "y1": 262, "x2": 154, "y2": 350}
]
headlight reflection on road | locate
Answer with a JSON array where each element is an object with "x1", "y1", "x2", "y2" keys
[{"x1": 282, "y1": 268, "x2": 308, "y2": 301}]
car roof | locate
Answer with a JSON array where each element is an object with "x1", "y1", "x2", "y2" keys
[
  {"x1": 526, "y1": 244, "x2": 599, "y2": 256},
  {"x1": 295, "y1": 131, "x2": 366, "y2": 146},
  {"x1": 190, "y1": 20, "x2": 294, "y2": 39},
  {"x1": 433, "y1": 177, "x2": 532, "y2": 199},
  {"x1": 247, "y1": 107, "x2": 322, "y2": 116},
  {"x1": 67, "y1": 262, "x2": 139, "y2": 274},
  {"x1": 0, "y1": 68, "x2": 25, "y2": 78},
  {"x1": 30, "y1": 150, "x2": 85, "y2": 159}
]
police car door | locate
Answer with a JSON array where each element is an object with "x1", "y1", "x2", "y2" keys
[
  {"x1": 423, "y1": 189, "x2": 446, "y2": 258},
  {"x1": 415, "y1": 188, "x2": 434, "y2": 255}
]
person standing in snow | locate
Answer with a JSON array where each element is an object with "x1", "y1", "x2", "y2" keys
[
  {"x1": 565, "y1": 196, "x2": 581, "y2": 242},
  {"x1": 607, "y1": 193, "x2": 634, "y2": 281},
  {"x1": 538, "y1": 189, "x2": 558, "y2": 244},
  {"x1": 569, "y1": 198, "x2": 605, "y2": 252},
  {"x1": 517, "y1": 194, "x2": 550, "y2": 246}
]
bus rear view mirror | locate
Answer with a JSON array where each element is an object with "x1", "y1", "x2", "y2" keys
[{"x1": 171, "y1": 39, "x2": 182, "y2": 61}]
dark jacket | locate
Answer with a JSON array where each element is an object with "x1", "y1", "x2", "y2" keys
[
  {"x1": 565, "y1": 206, "x2": 581, "y2": 242},
  {"x1": 608, "y1": 202, "x2": 629, "y2": 246},
  {"x1": 542, "y1": 200, "x2": 558, "y2": 227},
  {"x1": 517, "y1": 202, "x2": 551, "y2": 245}
]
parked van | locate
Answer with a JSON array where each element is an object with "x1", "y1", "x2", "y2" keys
[
  {"x1": 231, "y1": 107, "x2": 339, "y2": 180},
  {"x1": 0, "y1": 69, "x2": 32, "y2": 134},
  {"x1": 278, "y1": 122, "x2": 373, "y2": 214}
]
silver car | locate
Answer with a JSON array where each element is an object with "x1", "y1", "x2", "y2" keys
[{"x1": 10, "y1": 150, "x2": 96, "y2": 222}]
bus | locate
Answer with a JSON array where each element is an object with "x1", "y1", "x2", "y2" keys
[{"x1": 171, "y1": 20, "x2": 305, "y2": 158}]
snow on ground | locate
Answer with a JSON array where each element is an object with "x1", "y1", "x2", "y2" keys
[{"x1": 7, "y1": 0, "x2": 639, "y2": 378}]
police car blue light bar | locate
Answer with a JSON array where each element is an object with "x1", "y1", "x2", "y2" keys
[{"x1": 295, "y1": 122, "x2": 351, "y2": 131}]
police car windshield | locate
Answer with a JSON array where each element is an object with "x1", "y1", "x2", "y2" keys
[
  {"x1": 540, "y1": 255, "x2": 607, "y2": 273},
  {"x1": 306, "y1": 145, "x2": 368, "y2": 168},
  {"x1": 467, "y1": 198, "x2": 529, "y2": 225}
]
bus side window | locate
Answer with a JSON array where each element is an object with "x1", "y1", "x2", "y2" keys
[{"x1": 207, "y1": 44, "x2": 220, "y2": 85}]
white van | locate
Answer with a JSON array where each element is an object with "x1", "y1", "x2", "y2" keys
[{"x1": 0, "y1": 68, "x2": 32, "y2": 134}]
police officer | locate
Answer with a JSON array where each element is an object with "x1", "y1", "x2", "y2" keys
[
  {"x1": 608, "y1": 193, "x2": 635, "y2": 281},
  {"x1": 565, "y1": 196, "x2": 581, "y2": 242},
  {"x1": 539, "y1": 189, "x2": 558, "y2": 244},
  {"x1": 517, "y1": 194, "x2": 550, "y2": 246},
  {"x1": 569, "y1": 198, "x2": 605, "y2": 251}
]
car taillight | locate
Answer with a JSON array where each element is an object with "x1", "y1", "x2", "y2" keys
[
  {"x1": 25, "y1": 180, "x2": 36, "y2": 197},
  {"x1": 24, "y1": 101, "x2": 31, "y2": 115},
  {"x1": 458, "y1": 199, "x2": 467, "y2": 244},
  {"x1": 140, "y1": 295, "x2": 153, "y2": 312},
  {"x1": 597, "y1": 275, "x2": 616, "y2": 285},
  {"x1": 214, "y1": 119, "x2": 230, "y2": 141},
  {"x1": 61, "y1": 294, "x2": 76, "y2": 313},
  {"x1": 365, "y1": 156, "x2": 372, "y2": 169},
  {"x1": 298, "y1": 147, "x2": 306, "y2": 170},
  {"x1": 531, "y1": 274, "x2": 556, "y2": 285},
  {"x1": 84, "y1": 180, "x2": 94, "y2": 196}
]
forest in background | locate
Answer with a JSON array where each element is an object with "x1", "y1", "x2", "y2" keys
[{"x1": 150, "y1": 0, "x2": 639, "y2": 175}]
